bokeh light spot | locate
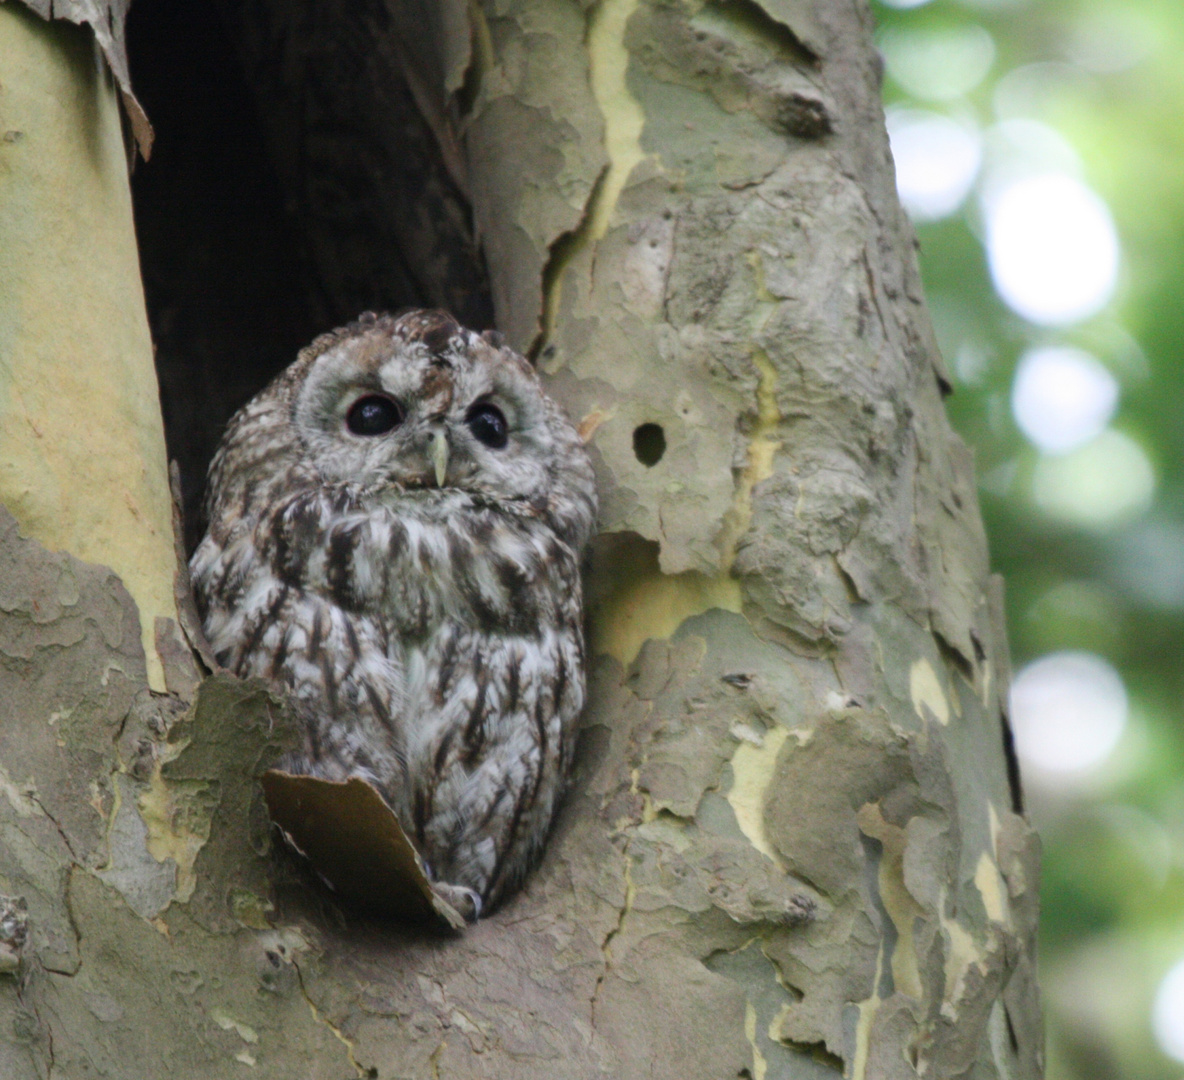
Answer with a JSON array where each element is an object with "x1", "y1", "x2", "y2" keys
[
  {"x1": 993, "y1": 64, "x2": 1086, "y2": 123},
  {"x1": 1069, "y1": 11, "x2": 1156, "y2": 74},
  {"x1": 1154, "y1": 957, "x2": 1184, "y2": 1062},
  {"x1": 1011, "y1": 346, "x2": 1118, "y2": 454},
  {"x1": 1031, "y1": 429, "x2": 1154, "y2": 528},
  {"x1": 981, "y1": 119, "x2": 1083, "y2": 194},
  {"x1": 985, "y1": 173, "x2": 1119, "y2": 326},
  {"x1": 1009, "y1": 651, "x2": 1127, "y2": 773},
  {"x1": 887, "y1": 110, "x2": 982, "y2": 221},
  {"x1": 879, "y1": 25, "x2": 995, "y2": 102}
]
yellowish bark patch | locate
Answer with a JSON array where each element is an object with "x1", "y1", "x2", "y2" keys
[
  {"x1": 577, "y1": 403, "x2": 617, "y2": 443},
  {"x1": 585, "y1": 0, "x2": 646, "y2": 243},
  {"x1": 718, "y1": 345, "x2": 782, "y2": 572},
  {"x1": 856, "y1": 802, "x2": 924, "y2": 1000},
  {"x1": 727, "y1": 725, "x2": 789, "y2": 868},
  {"x1": 537, "y1": 0, "x2": 649, "y2": 345},
  {"x1": 0, "y1": 8, "x2": 178, "y2": 691},
  {"x1": 137, "y1": 743, "x2": 215, "y2": 905},
  {"x1": 745, "y1": 1001, "x2": 768, "y2": 1080},
  {"x1": 850, "y1": 944, "x2": 885, "y2": 1080},
  {"x1": 768, "y1": 1002, "x2": 793, "y2": 1045},
  {"x1": 909, "y1": 658, "x2": 950, "y2": 726},
  {"x1": 941, "y1": 905, "x2": 987, "y2": 1010},
  {"x1": 592, "y1": 566, "x2": 741, "y2": 667},
  {"x1": 974, "y1": 851, "x2": 1010, "y2": 926},
  {"x1": 211, "y1": 1009, "x2": 259, "y2": 1045}
]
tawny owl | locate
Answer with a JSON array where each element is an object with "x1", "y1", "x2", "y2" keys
[{"x1": 189, "y1": 310, "x2": 597, "y2": 919}]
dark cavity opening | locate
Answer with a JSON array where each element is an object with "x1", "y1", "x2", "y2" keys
[
  {"x1": 632, "y1": 423, "x2": 667, "y2": 467},
  {"x1": 126, "y1": 0, "x2": 493, "y2": 550}
]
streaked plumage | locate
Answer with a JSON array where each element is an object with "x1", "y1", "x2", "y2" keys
[{"x1": 190, "y1": 310, "x2": 597, "y2": 918}]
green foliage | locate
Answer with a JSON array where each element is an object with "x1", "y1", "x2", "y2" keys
[{"x1": 873, "y1": 0, "x2": 1184, "y2": 1075}]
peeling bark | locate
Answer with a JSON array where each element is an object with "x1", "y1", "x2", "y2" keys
[
  {"x1": 0, "y1": 2, "x2": 1042, "y2": 1078},
  {"x1": 0, "y1": 6, "x2": 180, "y2": 692},
  {"x1": 10, "y1": 0, "x2": 152, "y2": 156}
]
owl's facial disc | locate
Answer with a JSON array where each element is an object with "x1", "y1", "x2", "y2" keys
[{"x1": 291, "y1": 320, "x2": 571, "y2": 504}]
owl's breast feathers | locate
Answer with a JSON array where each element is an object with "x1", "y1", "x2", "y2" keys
[{"x1": 195, "y1": 484, "x2": 581, "y2": 654}]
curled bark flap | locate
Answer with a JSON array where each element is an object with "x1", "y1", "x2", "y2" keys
[
  {"x1": 261, "y1": 770, "x2": 465, "y2": 931},
  {"x1": 13, "y1": 0, "x2": 152, "y2": 157}
]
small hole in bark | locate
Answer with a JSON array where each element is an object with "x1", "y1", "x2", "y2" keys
[{"x1": 633, "y1": 423, "x2": 666, "y2": 466}]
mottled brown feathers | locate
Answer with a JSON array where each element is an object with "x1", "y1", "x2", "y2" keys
[{"x1": 190, "y1": 310, "x2": 596, "y2": 919}]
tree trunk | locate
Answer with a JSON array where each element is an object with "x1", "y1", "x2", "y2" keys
[{"x1": 0, "y1": 2, "x2": 1043, "y2": 1078}]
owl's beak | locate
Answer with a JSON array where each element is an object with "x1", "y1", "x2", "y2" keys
[{"x1": 430, "y1": 427, "x2": 450, "y2": 487}]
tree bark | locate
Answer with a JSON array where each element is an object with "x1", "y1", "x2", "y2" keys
[{"x1": 0, "y1": 2, "x2": 1043, "y2": 1078}]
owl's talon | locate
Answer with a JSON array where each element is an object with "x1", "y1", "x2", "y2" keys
[{"x1": 431, "y1": 882, "x2": 482, "y2": 923}]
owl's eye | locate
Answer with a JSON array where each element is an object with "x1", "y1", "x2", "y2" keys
[
  {"x1": 346, "y1": 395, "x2": 402, "y2": 436},
  {"x1": 466, "y1": 403, "x2": 509, "y2": 449}
]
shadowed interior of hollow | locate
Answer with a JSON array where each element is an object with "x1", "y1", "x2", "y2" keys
[{"x1": 126, "y1": 0, "x2": 493, "y2": 550}]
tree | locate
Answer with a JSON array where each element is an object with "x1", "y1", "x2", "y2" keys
[{"x1": 0, "y1": 1, "x2": 1043, "y2": 1076}]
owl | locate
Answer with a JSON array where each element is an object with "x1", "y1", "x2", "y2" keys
[{"x1": 189, "y1": 310, "x2": 597, "y2": 919}]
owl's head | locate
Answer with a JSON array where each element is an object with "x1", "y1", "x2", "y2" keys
[{"x1": 260, "y1": 311, "x2": 595, "y2": 545}]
